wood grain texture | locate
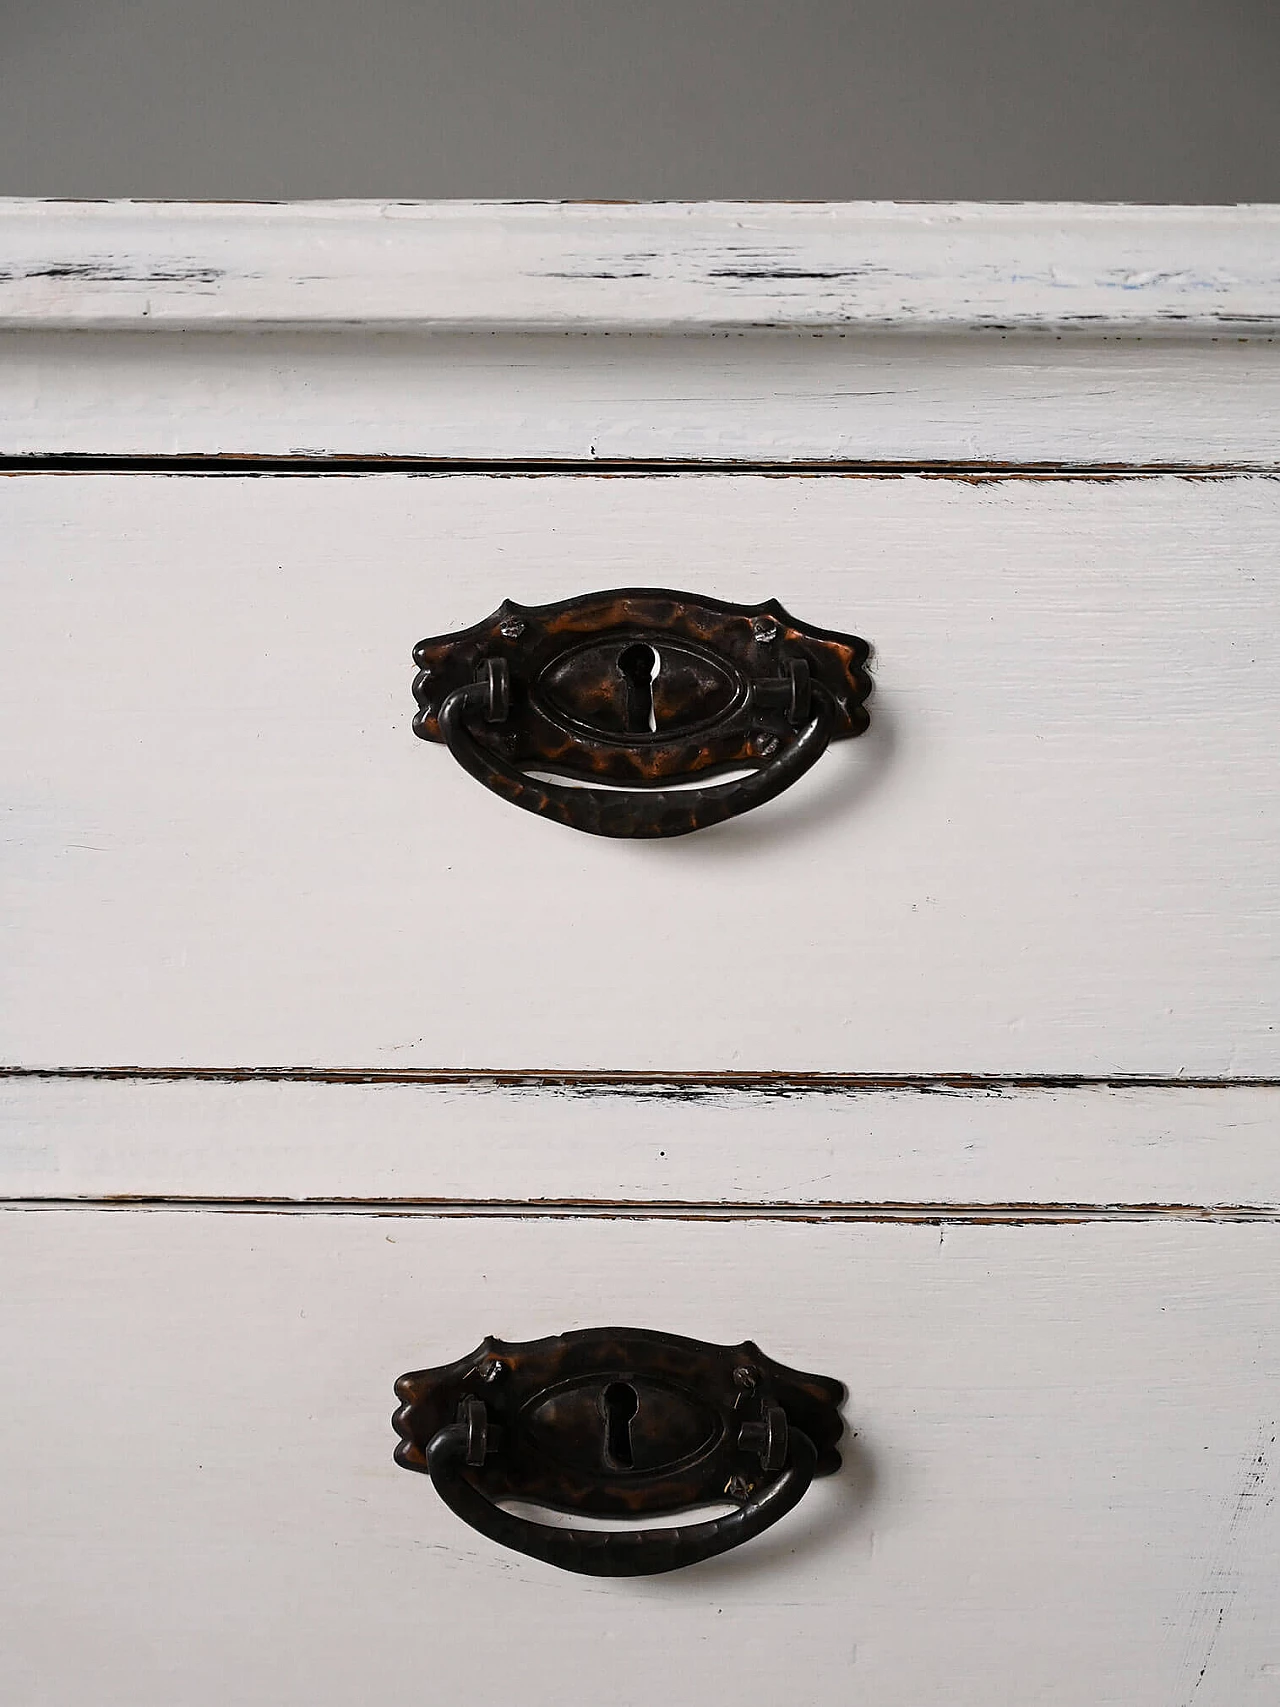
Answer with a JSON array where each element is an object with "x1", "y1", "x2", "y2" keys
[
  {"x1": 0, "y1": 1211, "x2": 1276, "y2": 1707},
  {"x1": 3, "y1": 472, "x2": 1278, "y2": 1073},
  {"x1": 4, "y1": 329, "x2": 1279, "y2": 465},
  {"x1": 3, "y1": 1077, "x2": 1278, "y2": 1210},
  {"x1": 2, "y1": 201, "x2": 1278, "y2": 331}
]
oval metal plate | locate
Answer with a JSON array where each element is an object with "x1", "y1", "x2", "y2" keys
[
  {"x1": 412, "y1": 588, "x2": 871, "y2": 787},
  {"x1": 393, "y1": 1326, "x2": 845, "y2": 1518}
]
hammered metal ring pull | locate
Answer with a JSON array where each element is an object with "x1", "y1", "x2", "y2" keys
[
  {"x1": 412, "y1": 589, "x2": 872, "y2": 840},
  {"x1": 425, "y1": 1398, "x2": 817, "y2": 1578},
  {"x1": 393, "y1": 1328, "x2": 846, "y2": 1578},
  {"x1": 438, "y1": 660, "x2": 836, "y2": 840}
]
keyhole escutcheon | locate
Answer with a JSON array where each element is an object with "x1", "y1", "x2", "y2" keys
[
  {"x1": 617, "y1": 642, "x2": 660, "y2": 734},
  {"x1": 602, "y1": 1380, "x2": 640, "y2": 1470}
]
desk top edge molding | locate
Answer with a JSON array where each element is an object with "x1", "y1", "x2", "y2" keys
[{"x1": 0, "y1": 199, "x2": 1278, "y2": 335}]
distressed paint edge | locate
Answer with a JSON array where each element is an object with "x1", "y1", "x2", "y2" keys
[
  {"x1": 3, "y1": 456, "x2": 1280, "y2": 478},
  {"x1": 1, "y1": 200, "x2": 1279, "y2": 333},
  {"x1": 6, "y1": 1066, "x2": 1280, "y2": 1093},
  {"x1": 1, "y1": 1196, "x2": 1277, "y2": 1222}
]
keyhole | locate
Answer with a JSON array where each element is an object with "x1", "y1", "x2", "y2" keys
[
  {"x1": 618, "y1": 642, "x2": 660, "y2": 734},
  {"x1": 602, "y1": 1380, "x2": 640, "y2": 1469}
]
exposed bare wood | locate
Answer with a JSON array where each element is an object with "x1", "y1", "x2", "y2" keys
[
  {"x1": 2, "y1": 1196, "x2": 1276, "y2": 1224},
  {"x1": 6, "y1": 1065, "x2": 1276, "y2": 1087}
]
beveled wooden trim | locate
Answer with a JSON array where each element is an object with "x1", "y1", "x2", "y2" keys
[
  {"x1": 4, "y1": 1077, "x2": 1278, "y2": 1212},
  {"x1": 1, "y1": 201, "x2": 1278, "y2": 333}
]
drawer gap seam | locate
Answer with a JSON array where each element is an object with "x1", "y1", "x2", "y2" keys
[
  {"x1": 2, "y1": 454, "x2": 1279, "y2": 478},
  {"x1": 3, "y1": 1195, "x2": 1277, "y2": 1223}
]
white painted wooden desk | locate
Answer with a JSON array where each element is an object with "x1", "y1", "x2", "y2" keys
[{"x1": 1, "y1": 202, "x2": 1278, "y2": 1706}]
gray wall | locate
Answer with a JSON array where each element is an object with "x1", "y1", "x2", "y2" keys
[{"x1": 2, "y1": 0, "x2": 1278, "y2": 201}]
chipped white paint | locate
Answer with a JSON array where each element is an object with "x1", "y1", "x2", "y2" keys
[
  {"x1": 1, "y1": 1212, "x2": 1277, "y2": 1707},
  {"x1": 1, "y1": 200, "x2": 1279, "y2": 333},
  {"x1": 4, "y1": 203, "x2": 1278, "y2": 1700},
  {"x1": 3, "y1": 1077, "x2": 1279, "y2": 1210},
  {"x1": 3, "y1": 473, "x2": 1278, "y2": 1074},
  {"x1": 3, "y1": 203, "x2": 1277, "y2": 463}
]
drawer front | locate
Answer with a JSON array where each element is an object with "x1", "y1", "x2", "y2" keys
[
  {"x1": 3, "y1": 472, "x2": 1278, "y2": 1075},
  {"x1": 1, "y1": 1210, "x2": 1277, "y2": 1707}
]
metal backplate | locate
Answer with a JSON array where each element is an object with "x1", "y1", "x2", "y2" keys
[
  {"x1": 412, "y1": 589, "x2": 872, "y2": 786},
  {"x1": 393, "y1": 1327, "x2": 845, "y2": 1517}
]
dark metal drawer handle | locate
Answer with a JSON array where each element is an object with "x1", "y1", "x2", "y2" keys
[
  {"x1": 426, "y1": 1394, "x2": 817, "y2": 1577},
  {"x1": 412, "y1": 589, "x2": 871, "y2": 840},
  {"x1": 393, "y1": 1328, "x2": 845, "y2": 1578},
  {"x1": 438, "y1": 655, "x2": 836, "y2": 840}
]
